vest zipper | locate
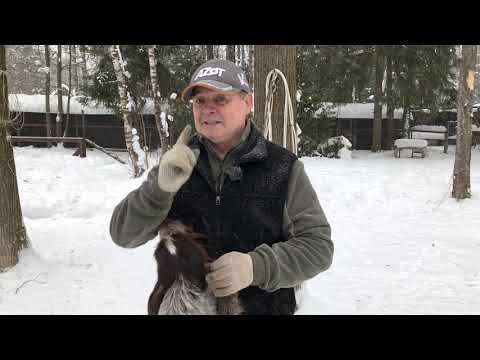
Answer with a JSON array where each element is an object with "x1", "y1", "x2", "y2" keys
[{"x1": 214, "y1": 162, "x2": 223, "y2": 254}]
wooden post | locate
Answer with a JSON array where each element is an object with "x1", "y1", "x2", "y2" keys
[
  {"x1": 80, "y1": 139, "x2": 86, "y2": 158},
  {"x1": 353, "y1": 119, "x2": 357, "y2": 150},
  {"x1": 82, "y1": 110, "x2": 86, "y2": 139},
  {"x1": 444, "y1": 129, "x2": 448, "y2": 154},
  {"x1": 81, "y1": 110, "x2": 86, "y2": 158}
]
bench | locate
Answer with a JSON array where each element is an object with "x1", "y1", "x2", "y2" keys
[
  {"x1": 394, "y1": 139, "x2": 428, "y2": 158},
  {"x1": 408, "y1": 125, "x2": 448, "y2": 154}
]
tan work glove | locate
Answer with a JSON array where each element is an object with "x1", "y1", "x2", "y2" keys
[
  {"x1": 206, "y1": 252, "x2": 253, "y2": 297},
  {"x1": 157, "y1": 125, "x2": 200, "y2": 193}
]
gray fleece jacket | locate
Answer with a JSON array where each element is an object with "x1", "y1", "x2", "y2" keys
[{"x1": 110, "y1": 120, "x2": 333, "y2": 292}]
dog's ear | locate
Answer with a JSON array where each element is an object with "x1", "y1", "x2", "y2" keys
[{"x1": 148, "y1": 282, "x2": 166, "y2": 315}]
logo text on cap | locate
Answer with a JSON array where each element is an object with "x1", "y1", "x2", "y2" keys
[
  {"x1": 237, "y1": 73, "x2": 246, "y2": 86},
  {"x1": 194, "y1": 67, "x2": 226, "y2": 81}
]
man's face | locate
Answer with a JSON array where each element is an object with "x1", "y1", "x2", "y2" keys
[{"x1": 191, "y1": 87, "x2": 253, "y2": 149}]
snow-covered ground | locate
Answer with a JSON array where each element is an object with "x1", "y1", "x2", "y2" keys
[{"x1": 1, "y1": 145, "x2": 479, "y2": 314}]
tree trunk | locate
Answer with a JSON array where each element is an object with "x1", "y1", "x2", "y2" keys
[
  {"x1": 79, "y1": 45, "x2": 88, "y2": 94},
  {"x1": 401, "y1": 55, "x2": 416, "y2": 138},
  {"x1": 110, "y1": 45, "x2": 142, "y2": 177},
  {"x1": 386, "y1": 54, "x2": 394, "y2": 149},
  {"x1": 0, "y1": 45, "x2": 28, "y2": 272},
  {"x1": 226, "y1": 45, "x2": 235, "y2": 62},
  {"x1": 206, "y1": 45, "x2": 214, "y2": 60},
  {"x1": 452, "y1": 45, "x2": 477, "y2": 200},
  {"x1": 148, "y1": 46, "x2": 169, "y2": 156},
  {"x1": 247, "y1": 45, "x2": 254, "y2": 88},
  {"x1": 44, "y1": 45, "x2": 52, "y2": 147},
  {"x1": 72, "y1": 45, "x2": 79, "y2": 94},
  {"x1": 371, "y1": 45, "x2": 385, "y2": 152},
  {"x1": 236, "y1": 45, "x2": 241, "y2": 65},
  {"x1": 63, "y1": 45, "x2": 72, "y2": 138},
  {"x1": 253, "y1": 45, "x2": 296, "y2": 152},
  {"x1": 56, "y1": 45, "x2": 63, "y2": 142}
]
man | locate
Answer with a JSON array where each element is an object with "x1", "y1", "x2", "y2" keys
[{"x1": 110, "y1": 59, "x2": 333, "y2": 315}]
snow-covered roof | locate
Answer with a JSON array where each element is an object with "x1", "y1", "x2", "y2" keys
[
  {"x1": 8, "y1": 94, "x2": 155, "y2": 115},
  {"x1": 314, "y1": 102, "x2": 404, "y2": 120}
]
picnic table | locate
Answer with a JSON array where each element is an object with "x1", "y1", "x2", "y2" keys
[{"x1": 394, "y1": 138, "x2": 428, "y2": 158}]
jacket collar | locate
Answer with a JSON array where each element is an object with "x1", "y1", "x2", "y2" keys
[
  {"x1": 190, "y1": 119, "x2": 268, "y2": 165},
  {"x1": 189, "y1": 119, "x2": 268, "y2": 187}
]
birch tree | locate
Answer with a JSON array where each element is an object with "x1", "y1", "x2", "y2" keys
[
  {"x1": 148, "y1": 46, "x2": 169, "y2": 156},
  {"x1": 110, "y1": 45, "x2": 143, "y2": 177},
  {"x1": 56, "y1": 45, "x2": 63, "y2": 141},
  {"x1": 0, "y1": 45, "x2": 29, "y2": 272},
  {"x1": 44, "y1": 45, "x2": 52, "y2": 146},
  {"x1": 79, "y1": 45, "x2": 88, "y2": 94},
  {"x1": 72, "y1": 45, "x2": 79, "y2": 93},
  {"x1": 63, "y1": 45, "x2": 72, "y2": 137}
]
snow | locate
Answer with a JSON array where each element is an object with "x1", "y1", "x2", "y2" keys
[
  {"x1": 337, "y1": 146, "x2": 352, "y2": 160},
  {"x1": 1, "y1": 145, "x2": 480, "y2": 314},
  {"x1": 412, "y1": 132, "x2": 446, "y2": 140},
  {"x1": 160, "y1": 112, "x2": 169, "y2": 137},
  {"x1": 394, "y1": 138, "x2": 428, "y2": 148},
  {"x1": 410, "y1": 125, "x2": 447, "y2": 132},
  {"x1": 315, "y1": 102, "x2": 405, "y2": 120},
  {"x1": 132, "y1": 128, "x2": 147, "y2": 171},
  {"x1": 8, "y1": 94, "x2": 155, "y2": 115}
]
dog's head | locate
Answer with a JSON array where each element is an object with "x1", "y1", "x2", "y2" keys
[{"x1": 148, "y1": 219, "x2": 212, "y2": 315}]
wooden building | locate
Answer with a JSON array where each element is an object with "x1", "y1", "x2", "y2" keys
[
  {"x1": 314, "y1": 103, "x2": 405, "y2": 150},
  {"x1": 8, "y1": 94, "x2": 161, "y2": 150}
]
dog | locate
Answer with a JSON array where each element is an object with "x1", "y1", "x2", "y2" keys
[{"x1": 148, "y1": 219, "x2": 244, "y2": 315}]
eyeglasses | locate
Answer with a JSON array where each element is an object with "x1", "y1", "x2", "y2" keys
[{"x1": 190, "y1": 93, "x2": 238, "y2": 109}]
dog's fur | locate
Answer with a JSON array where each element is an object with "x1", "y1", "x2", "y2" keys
[{"x1": 148, "y1": 219, "x2": 244, "y2": 315}]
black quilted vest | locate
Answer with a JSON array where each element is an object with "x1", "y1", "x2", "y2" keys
[{"x1": 167, "y1": 125, "x2": 298, "y2": 315}]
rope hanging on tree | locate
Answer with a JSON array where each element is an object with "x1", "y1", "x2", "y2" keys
[{"x1": 263, "y1": 68, "x2": 298, "y2": 155}]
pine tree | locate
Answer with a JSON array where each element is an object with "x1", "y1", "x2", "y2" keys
[
  {"x1": 385, "y1": 49, "x2": 395, "y2": 149},
  {"x1": 82, "y1": 45, "x2": 205, "y2": 150},
  {"x1": 296, "y1": 45, "x2": 456, "y2": 150},
  {"x1": 371, "y1": 45, "x2": 385, "y2": 152},
  {"x1": 44, "y1": 45, "x2": 52, "y2": 145},
  {"x1": 5, "y1": 45, "x2": 45, "y2": 94},
  {"x1": 56, "y1": 45, "x2": 63, "y2": 141}
]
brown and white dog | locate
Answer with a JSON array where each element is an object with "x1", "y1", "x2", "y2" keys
[{"x1": 148, "y1": 219, "x2": 244, "y2": 315}]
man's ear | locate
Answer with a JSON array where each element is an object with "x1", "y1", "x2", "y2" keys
[{"x1": 245, "y1": 93, "x2": 253, "y2": 113}]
